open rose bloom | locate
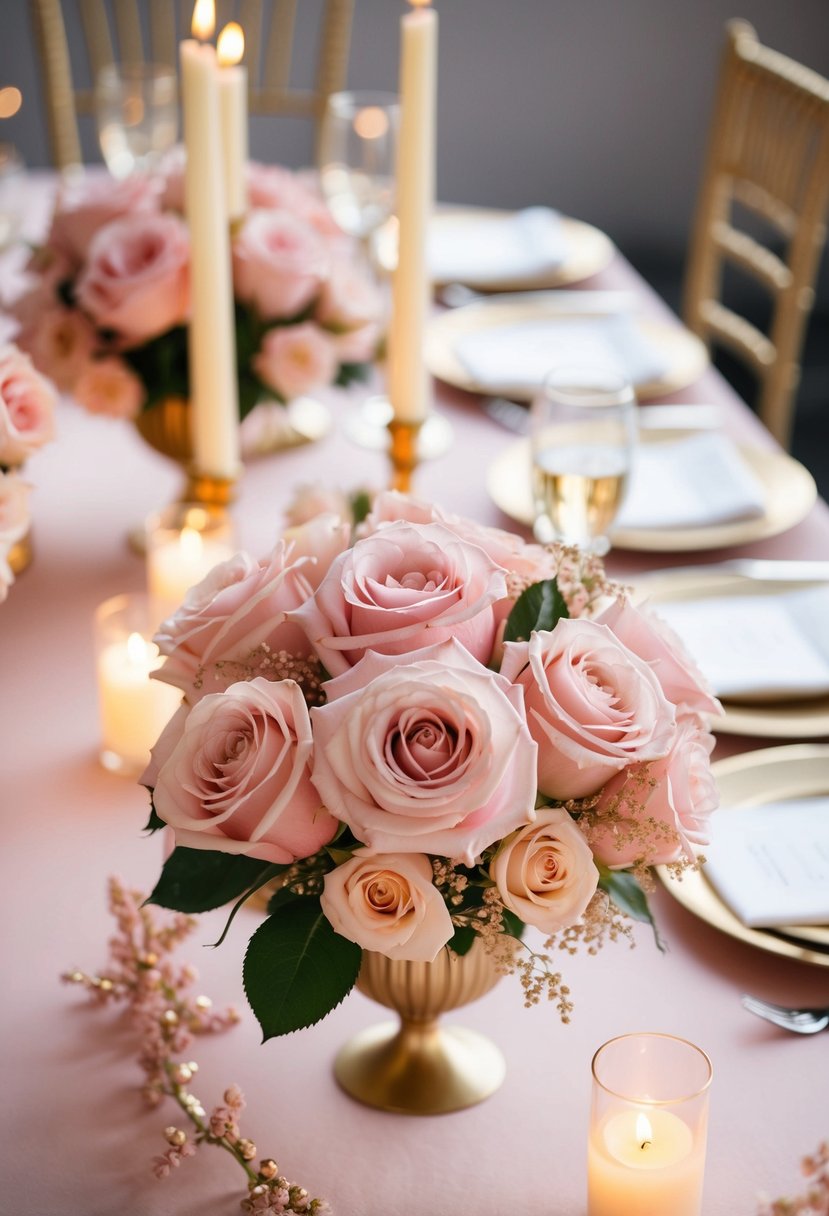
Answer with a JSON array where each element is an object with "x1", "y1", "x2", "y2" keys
[{"x1": 142, "y1": 493, "x2": 721, "y2": 1039}]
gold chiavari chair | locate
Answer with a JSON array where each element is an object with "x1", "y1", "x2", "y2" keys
[
  {"x1": 29, "y1": 0, "x2": 355, "y2": 172},
  {"x1": 683, "y1": 19, "x2": 829, "y2": 450}
]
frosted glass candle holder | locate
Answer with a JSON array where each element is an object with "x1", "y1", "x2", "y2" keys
[{"x1": 145, "y1": 502, "x2": 236, "y2": 619}]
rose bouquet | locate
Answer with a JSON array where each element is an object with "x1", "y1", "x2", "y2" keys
[
  {"x1": 11, "y1": 159, "x2": 382, "y2": 428},
  {"x1": 141, "y1": 491, "x2": 720, "y2": 1039}
]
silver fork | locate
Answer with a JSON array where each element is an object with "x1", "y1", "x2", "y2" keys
[{"x1": 741, "y1": 994, "x2": 829, "y2": 1034}]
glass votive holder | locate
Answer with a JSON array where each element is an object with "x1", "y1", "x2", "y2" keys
[
  {"x1": 587, "y1": 1032, "x2": 712, "y2": 1216},
  {"x1": 94, "y1": 593, "x2": 182, "y2": 777},
  {"x1": 145, "y1": 502, "x2": 237, "y2": 621}
]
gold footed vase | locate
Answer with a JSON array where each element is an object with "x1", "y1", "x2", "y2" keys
[{"x1": 334, "y1": 939, "x2": 507, "y2": 1116}]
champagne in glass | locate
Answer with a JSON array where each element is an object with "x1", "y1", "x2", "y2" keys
[
  {"x1": 95, "y1": 63, "x2": 178, "y2": 179},
  {"x1": 530, "y1": 366, "x2": 637, "y2": 554}
]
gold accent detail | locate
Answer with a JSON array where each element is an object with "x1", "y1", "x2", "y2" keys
[
  {"x1": 8, "y1": 528, "x2": 33, "y2": 577},
  {"x1": 334, "y1": 940, "x2": 506, "y2": 1114},
  {"x1": 387, "y1": 418, "x2": 423, "y2": 494}
]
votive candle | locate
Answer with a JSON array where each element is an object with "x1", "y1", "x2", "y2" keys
[{"x1": 146, "y1": 502, "x2": 236, "y2": 617}]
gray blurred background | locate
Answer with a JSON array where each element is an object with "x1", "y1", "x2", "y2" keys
[{"x1": 2, "y1": 0, "x2": 828, "y2": 487}]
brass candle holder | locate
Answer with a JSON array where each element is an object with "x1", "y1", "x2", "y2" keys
[
  {"x1": 183, "y1": 467, "x2": 239, "y2": 511},
  {"x1": 387, "y1": 417, "x2": 423, "y2": 493}
]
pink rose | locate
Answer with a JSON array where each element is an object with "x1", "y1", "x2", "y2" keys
[
  {"x1": 289, "y1": 520, "x2": 508, "y2": 676},
  {"x1": 233, "y1": 211, "x2": 329, "y2": 320},
  {"x1": 76, "y1": 212, "x2": 190, "y2": 344},
  {"x1": 0, "y1": 469, "x2": 30, "y2": 602},
  {"x1": 281, "y1": 513, "x2": 352, "y2": 592},
  {"x1": 321, "y1": 850, "x2": 454, "y2": 962},
  {"x1": 153, "y1": 542, "x2": 316, "y2": 703},
  {"x1": 490, "y1": 808, "x2": 599, "y2": 934},
  {"x1": 310, "y1": 639, "x2": 538, "y2": 864},
  {"x1": 151, "y1": 677, "x2": 338, "y2": 864},
  {"x1": 157, "y1": 144, "x2": 187, "y2": 212},
  {"x1": 284, "y1": 482, "x2": 354, "y2": 529},
  {"x1": 15, "y1": 305, "x2": 97, "y2": 393},
  {"x1": 588, "y1": 718, "x2": 718, "y2": 867},
  {"x1": 47, "y1": 171, "x2": 161, "y2": 264},
  {"x1": 246, "y1": 162, "x2": 310, "y2": 212},
  {"x1": 253, "y1": 322, "x2": 339, "y2": 402},
  {"x1": 500, "y1": 619, "x2": 677, "y2": 801},
  {"x1": 73, "y1": 356, "x2": 145, "y2": 419},
  {"x1": 0, "y1": 344, "x2": 57, "y2": 465},
  {"x1": 315, "y1": 260, "x2": 383, "y2": 331},
  {"x1": 597, "y1": 596, "x2": 722, "y2": 720},
  {"x1": 334, "y1": 320, "x2": 381, "y2": 364}
]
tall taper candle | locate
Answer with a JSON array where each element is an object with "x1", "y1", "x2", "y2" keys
[
  {"x1": 217, "y1": 21, "x2": 248, "y2": 224},
  {"x1": 387, "y1": 0, "x2": 437, "y2": 424}
]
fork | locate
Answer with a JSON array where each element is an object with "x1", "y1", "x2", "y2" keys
[{"x1": 741, "y1": 994, "x2": 829, "y2": 1034}]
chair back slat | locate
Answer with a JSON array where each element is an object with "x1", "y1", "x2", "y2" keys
[
  {"x1": 79, "y1": 0, "x2": 114, "y2": 83},
  {"x1": 263, "y1": 0, "x2": 297, "y2": 96},
  {"x1": 149, "y1": 0, "x2": 177, "y2": 69},
  {"x1": 113, "y1": 0, "x2": 146, "y2": 63}
]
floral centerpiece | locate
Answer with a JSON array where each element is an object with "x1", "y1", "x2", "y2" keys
[
  {"x1": 140, "y1": 490, "x2": 720, "y2": 1041},
  {"x1": 11, "y1": 159, "x2": 382, "y2": 433}
]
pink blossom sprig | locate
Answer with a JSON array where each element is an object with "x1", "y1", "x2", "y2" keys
[
  {"x1": 758, "y1": 1143, "x2": 829, "y2": 1216},
  {"x1": 62, "y1": 876, "x2": 332, "y2": 1214}
]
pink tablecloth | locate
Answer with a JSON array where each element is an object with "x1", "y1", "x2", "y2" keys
[{"x1": 2, "y1": 243, "x2": 829, "y2": 1215}]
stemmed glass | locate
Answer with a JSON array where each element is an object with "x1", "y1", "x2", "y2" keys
[
  {"x1": 94, "y1": 62, "x2": 178, "y2": 179},
  {"x1": 529, "y1": 365, "x2": 637, "y2": 554}
]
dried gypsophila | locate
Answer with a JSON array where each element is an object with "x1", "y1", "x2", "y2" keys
[{"x1": 757, "y1": 1142, "x2": 829, "y2": 1216}]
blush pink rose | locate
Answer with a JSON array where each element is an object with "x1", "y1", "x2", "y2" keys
[
  {"x1": 310, "y1": 639, "x2": 538, "y2": 864},
  {"x1": 150, "y1": 677, "x2": 337, "y2": 864},
  {"x1": 73, "y1": 356, "x2": 145, "y2": 419},
  {"x1": 289, "y1": 520, "x2": 508, "y2": 676},
  {"x1": 281, "y1": 513, "x2": 352, "y2": 591},
  {"x1": 588, "y1": 718, "x2": 719, "y2": 867},
  {"x1": 253, "y1": 322, "x2": 339, "y2": 401},
  {"x1": 47, "y1": 170, "x2": 161, "y2": 264},
  {"x1": 233, "y1": 211, "x2": 329, "y2": 320},
  {"x1": 246, "y1": 162, "x2": 310, "y2": 212},
  {"x1": 153, "y1": 542, "x2": 316, "y2": 703},
  {"x1": 16, "y1": 305, "x2": 97, "y2": 393},
  {"x1": 334, "y1": 320, "x2": 381, "y2": 364},
  {"x1": 597, "y1": 596, "x2": 722, "y2": 720},
  {"x1": 490, "y1": 807, "x2": 599, "y2": 934},
  {"x1": 500, "y1": 619, "x2": 677, "y2": 801},
  {"x1": 0, "y1": 469, "x2": 30, "y2": 602},
  {"x1": 315, "y1": 260, "x2": 383, "y2": 331},
  {"x1": 284, "y1": 482, "x2": 354, "y2": 528},
  {"x1": 321, "y1": 851, "x2": 454, "y2": 962},
  {"x1": 76, "y1": 212, "x2": 190, "y2": 344},
  {"x1": 0, "y1": 344, "x2": 57, "y2": 465}
]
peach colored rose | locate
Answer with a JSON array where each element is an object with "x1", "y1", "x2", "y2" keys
[
  {"x1": 500, "y1": 619, "x2": 677, "y2": 801},
  {"x1": 588, "y1": 718, "x2": 718, "y2": 867},
  {"x1": 321, "y1": 850, "x2": 454, "y2": 962},
  {"x1": 289, "y1": 520, "x2": 508, "y2": 676},
  {"x1": 17, "y1": 305, "x2": 97, "y2": 393},
  {"x1": 597, "y1": 596, "x2": 722, "y2": 721},
  {"x1": 75, "y1": 212, "x2": 190, "y2": 344},
  {"x1": 73, "y1": 356, "x2": 145, "y2": 419},
  {"x1": 47, "y1": 171, "x2": 161, "y2": 264},
  {"x1": 253, "y1": 322, "x2": 339, "y2": 402},
  {"x1": 150, "y1": 677, "x2": 337, "y2": 864},
  {"x1": 281, "y1": 513, "x2": 352, "y2": 592},
  {"x1": 0, "y1": 469, "x2": 30, "y2": 602},
  {"x1": 153, "y1": 542, "x2": 316, "y2": 703},
  {"x1": 0, "y1": 344, "x2": 57, "y2": 465},
  {"x1": 490, "y1": 807, "x2": 599, "y2": 934},
  {"x1": 310, "y1": 639, "x2": 537, "y2": 864},
  {"x1": 233, "y1": 211, "x2": 328, "y2": 320},
  {"x1": 315, "y1": 260, "x2": 383, "y2": 331}
]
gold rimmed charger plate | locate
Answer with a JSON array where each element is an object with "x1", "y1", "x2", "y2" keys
[
  {"x1": 424, "y1": 297, "x2": 709, "y2": 401},
  {"x1": 657, "y1": 745, "x2": 829, "y2": 964},
  {"x1": 485, "y1": 433, "x2": 816, "y2": 552},
  {"x1": 632, "y1": 568, "x2": 829, "y2": 738}
]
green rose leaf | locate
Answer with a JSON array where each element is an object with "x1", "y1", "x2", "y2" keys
[
  {"x1": 244, "y1": 900, "x2": 362, "y2": 1039},
  {"x1": 142, "y1": 800, "x2": 166, "y2": 834},
  {"x1": 503, "y1": 577, "x2": 569, "y2": 644},
  {"x1": 448, "y1": 924, "x2": 477, "y2": 956},
  {"x1": 147, "y1": 847, "x2": 274, "y2": 913},
  {"x1": 599, "y1": 870, "x2": 666, "y2": 953}
]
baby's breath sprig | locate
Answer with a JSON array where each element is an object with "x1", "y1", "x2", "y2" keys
[
  {"x1": 62, "y1": 877, "x2": 332, "y2": 1214},
  {"x1": 757, "y1": 1142, "x2": 829, "y2": 1215}
]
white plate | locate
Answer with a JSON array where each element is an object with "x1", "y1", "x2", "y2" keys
[
  {"x1": 424, "y1": 297, "x2": 709, "y2": 402},
  {"x1": 657, "y1": 745, "x2": 829, "y2": 963},
  {"x1": 632, "y1": 568, "x2": 829, "y2": 738},
  {"x1": 486, "y1": 433, "x2": 816, "y2": 553}
]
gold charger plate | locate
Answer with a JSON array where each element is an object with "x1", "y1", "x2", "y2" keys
[
  {"x1": 485, "y1": 433, "x2": 816, "y2": 552},
  {"x1": 424, "y1": 297, "x2": 709, "y2": 402},
  {"x1": 632, "y1": 568, "x2": 829, "y2": 739},
  {"x1": 657, "y1": 745, "x2": 829, "y2": 963}
]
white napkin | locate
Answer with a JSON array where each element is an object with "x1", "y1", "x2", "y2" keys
[
  {"x1": 616, "y1": 432, "x2": 767, "y2": 530},
  {"x1": 704, "y1": 798, "x2": 829, "y2": 927},
  {"x1": 454, "y1": 312, "x2": 669, "y2": 393},
  {"x1": 651, "y1": 586, "x2": 829, "y2": 700},
  {"x1": 429, "y1": 207, "x2": 569, "y2": 284}
]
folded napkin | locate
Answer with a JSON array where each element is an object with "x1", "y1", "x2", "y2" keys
[
  {"x1": 429, "y1": 207, "x2": 569, "y2": 284},
  {"x1": 616, "y1": 432, "x2": 767, "y2": 530},
  {"x1": 704, "y1": 797, "x2": 829, "y2": 927},
  {"x1": 651, "y1": 586, "x2": 829, "y2": 701},
  {"x1": 454, "y1": 312, "x2": 669, "y2": 393}
]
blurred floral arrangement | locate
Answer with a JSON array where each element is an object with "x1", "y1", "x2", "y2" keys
[
  {"x1": 0, "y1": 341, "x2": 57, "y2": 601},
  {"x1": 758, "y1": 1142, "x2": 829, "y2": 1216},
  {"x1": 11, "y1": 158, "x2": 382, "y2": 427},
  {"x1": 141, "y1": 490, "x2": 721, "y2": 1041}
]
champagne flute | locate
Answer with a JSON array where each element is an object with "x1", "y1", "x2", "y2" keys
[
  {"x1": 95, "y1": 62, "x2": 178, "y2": 179},
  {"x1": 529, "y1": 365, "x2": 637, "y2": 554}
]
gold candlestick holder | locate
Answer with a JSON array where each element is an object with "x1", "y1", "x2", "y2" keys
[
  {"x1": 183, "y1": 467, "x2": 239, "y2": 512},
  {"x1": 387, "y1": 418, "x2": 423, "y2": 493}
]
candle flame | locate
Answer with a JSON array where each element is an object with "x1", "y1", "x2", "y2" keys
[
  {"x1": 180, "y1": 526, "x2": 203, "y2": 562},
  {"x1": 636, "y1": 1113, "x2": 653, "y2": 1151},
  {"x1": 354, "y1": 106, "x2": 389, "y2": 141},
  {"x1": 407, "y1": 0, "x2": 433, "y2": 7},
  {"x1": 217, "y1": 22, "x2": 245, "y2": 66},
  {"x1": 126, "y1": 631, "x2": 151, "y2": 668},
  {"x1": 192, "y1": 0, "x2": 215, "y2": 40}
]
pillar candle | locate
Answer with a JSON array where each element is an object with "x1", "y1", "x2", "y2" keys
[
  {"x1": 387, "y1": 0, "x2": 437, "y2": 424},
  {"x1": 217, "y1": 22, "x2": 248, "y2": 223}
]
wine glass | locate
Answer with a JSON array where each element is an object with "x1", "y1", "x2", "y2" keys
[
  {"x1": 529, "y1": 365, "x2": 637, "y2": 554},
  {"x1": 95, "y1": 62, "x2": 178, "y2": 179},
  {"x1": 0, "y1": 143, "x2": 25, "y2": 251}
]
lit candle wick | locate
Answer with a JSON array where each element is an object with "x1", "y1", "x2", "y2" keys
[{"x1": 640, "y1": 1138, "x2": 652, "y2": 1151}]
